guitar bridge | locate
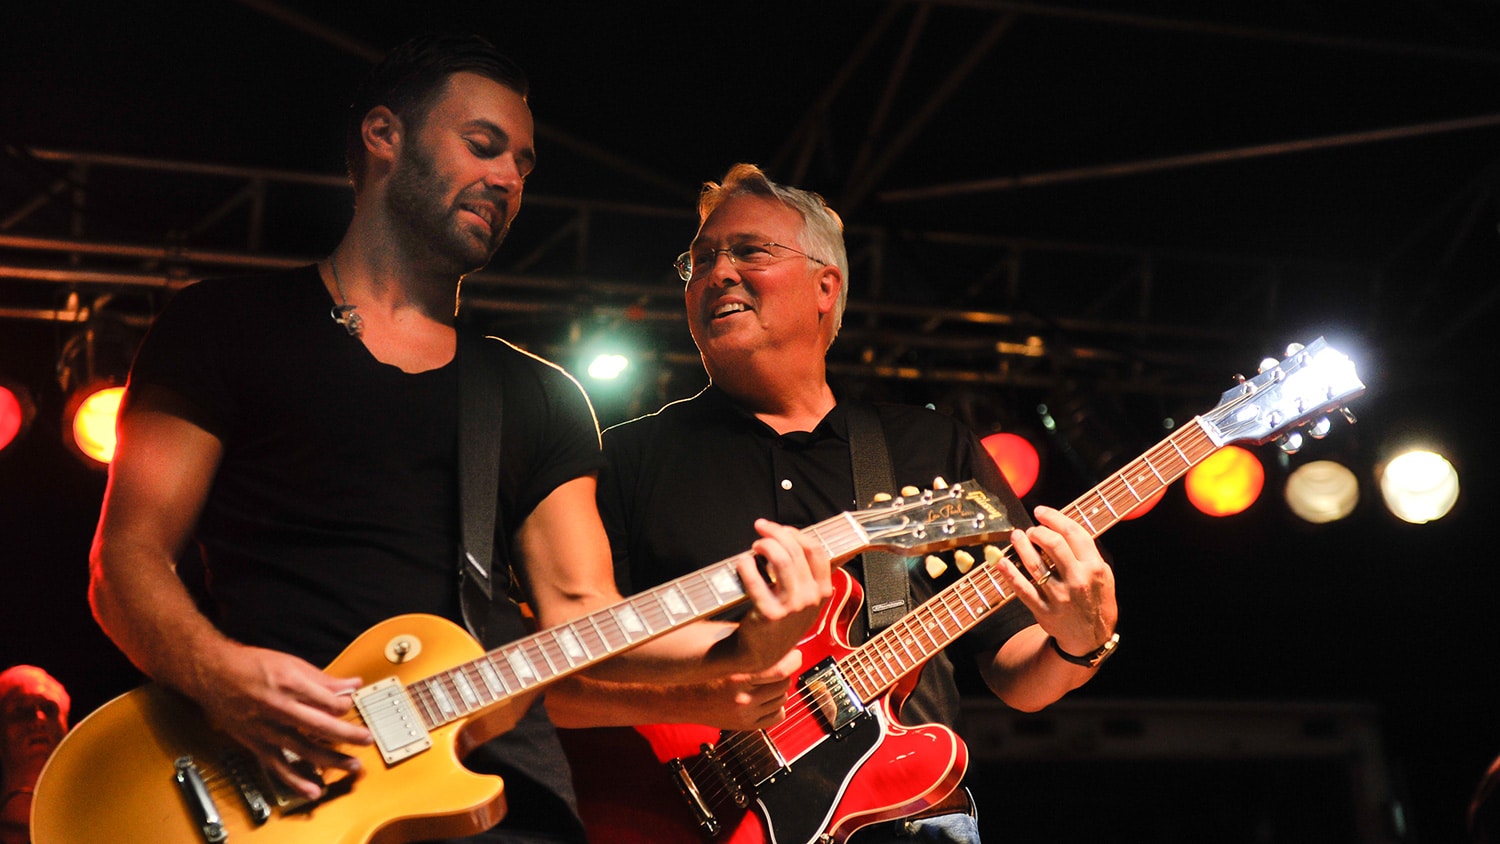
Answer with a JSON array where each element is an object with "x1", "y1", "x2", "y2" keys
[
  {"x1": 667, "y1": 756, "x2": 721, "y2": 835},
  {"x1": 173, "y1": 756, "x2": 228, "y2": 843},
  {"x1": 799, "y1": 657, "x2": 864, "y2": 737},
  {"x1": 666, "y1": 730, "x2": 787, "y2": 836}
]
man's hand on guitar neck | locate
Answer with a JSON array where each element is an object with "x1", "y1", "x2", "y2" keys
[
  {"x1": 713, "y1": 519, "x2": 834, "y2": 676},
  {"x1": 187, "y1": 641, "x2": 374, "y2": 800},
  {"x1": 1002, "y1": 505, "x2": 1118, "y2": 658},
  {"x1": 548, "y1": 517, "x2": 828, "y2": 730},
  {"x1": 984, "y1": 505, "x2": 1120, "y2": 711}
]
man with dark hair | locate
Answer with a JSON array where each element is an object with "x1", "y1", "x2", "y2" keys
[
  {"x1": 552, "y1": 164, "x2": 1118, "y2": 844},
  {"x1": 343, "y1": 34, "x2": 531, "y2": 192},
  {"x1": 87, "y1": 40, "x2": 830, "y2": 844}
]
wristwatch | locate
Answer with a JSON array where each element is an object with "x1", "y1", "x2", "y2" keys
[{"x1": 1049, "y1": 631, "x2": 1120, "y2": 668}]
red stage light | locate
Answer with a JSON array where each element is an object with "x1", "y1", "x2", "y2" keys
[
  {"x1": 981, "y1": 432, "x2": 1040, "y2": 498},
  {"x1": 1121, "y1": 487, "x2": 1167, "y2": 520},
  {"x1": 0, "y1": 380, "x2": 36, "y2": 453}
]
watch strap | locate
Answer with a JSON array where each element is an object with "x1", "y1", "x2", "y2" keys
[{"x1": 1049, "y1": 631, "x2": 1120, "y2": 668}]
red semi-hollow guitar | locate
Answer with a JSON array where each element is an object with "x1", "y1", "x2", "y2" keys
[{"x1": 567, "y1": 338, "x2": 1365, "y2": 844}]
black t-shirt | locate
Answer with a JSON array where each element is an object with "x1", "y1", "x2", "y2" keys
[
  {"x1": 126, "y1": 265, "x2": 603, "y2": 840},
  {"x1": 596, "y1": 385, "x2": 1036, "y2": 735}
]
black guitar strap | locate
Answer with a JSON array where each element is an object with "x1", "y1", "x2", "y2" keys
[
  {"x1": 845, "y1": 402, "x2": 911, "y2": 635},
  {"x1": 457, "y1": 329, "x2": 507, "y2": 646}
]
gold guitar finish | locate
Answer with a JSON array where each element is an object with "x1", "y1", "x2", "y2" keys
[
  {"x1": 33, "y1": 615, "x2": 527, "y2": 844},
  {"x1": 33, "y1": 482, "x2": 1016, "y2": 844}
]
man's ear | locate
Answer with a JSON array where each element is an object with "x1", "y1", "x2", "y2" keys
[
  {"x1": 815, "y1": 265, "x2": 843, "y2": 314},
  {"x1": 362, "y1": 106, "x2": 402, "y2": 168}
]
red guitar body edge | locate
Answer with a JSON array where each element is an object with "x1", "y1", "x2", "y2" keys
[{"x1": 563, "y1": 568, "x2": 969, "y2": 844}]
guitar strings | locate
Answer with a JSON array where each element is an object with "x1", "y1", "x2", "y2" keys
[
  {"x1": 677, "y1": 551, "x2": 1024, "y2": 812},
  {"x1": 309, "y1": 422, "x2": 1224, "y2": 817},
  {"x1": 313, "y1": 426, "x2": 1224, "y2": 822},
  {"x1": 674, "y1": 419, "x2": 1225, "y2": 814}
]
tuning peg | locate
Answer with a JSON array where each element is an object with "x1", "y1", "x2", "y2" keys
[
  {"x1": 1278, "y1": 431, "x2": 1304, "y2": 455},
  {"x1": 1308, "y1": 416, "x2": 1333, "y2": 439},
  {"x1": 931, "y1": 477, "x2": 949, "y2": 489},
  {"x1": 1284, "y1": 341, "x2": 1306, "y2": 357},
  {"x1": 954, "y1": 549, "x2": 976, "y2": 574},
  {"x1": 900, "y1": 486, "x2": 921, "y2": 497},
  {"x1": 924, "y1": 555, "x2": 948, "y2": 578},
  {"x1": 1340, "y1": 407, "x2": 1358, "y2": 425},
  {"x1": 1257, "y1": 357, "x2": 1280, "y2": 374},
  {"x1": 983, "y1": 545, "x2": 1005, "y2": 565},
  {"x1": 871, "y1": 492, "x2": 893, "y2": 504}
]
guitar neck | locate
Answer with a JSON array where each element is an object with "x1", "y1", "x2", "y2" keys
[
  {"x1": 841, "y1": 420, "x2": 1220, "y2": 703},
  {"x1": 403, "y1": 512, "x2": 873, "y2": 731}
]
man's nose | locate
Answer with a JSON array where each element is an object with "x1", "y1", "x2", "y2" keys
[
  {"x1": 484, "y1": 153, "x2": 523, "y2": 193},
  {"x1": 705, "y1": 250, "x2": 742, "y2": 287}
]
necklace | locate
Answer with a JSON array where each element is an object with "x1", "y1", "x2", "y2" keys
[{"x1": 328, "y1": 254, "x2": 364, "y2": 337}]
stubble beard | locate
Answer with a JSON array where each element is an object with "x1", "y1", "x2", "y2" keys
[{"x1": 385, "y1": 143, "x2": 510, "y2": 276}]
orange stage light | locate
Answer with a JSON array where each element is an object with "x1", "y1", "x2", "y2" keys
[
  {"x1": 1184, "y1": 445, "x2": 1264, "y2": 517},
  {"x1": 981, "y1": 432, "x2": 1040, "y2": 498},
  {"x1": 66, "y1": 384, "x2": 125, "y2": 465}
]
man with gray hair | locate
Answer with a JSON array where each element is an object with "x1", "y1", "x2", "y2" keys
[{"x1": 553, "y1": 163, "x2": 1120, "y2": 843}]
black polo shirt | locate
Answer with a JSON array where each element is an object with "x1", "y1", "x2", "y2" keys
[{"x1": 597, "y1": 385, "x2": 1036, "y2": 732}]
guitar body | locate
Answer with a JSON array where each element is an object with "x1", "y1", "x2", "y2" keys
[
  {"x1": 568, "y1": 569, "x2": 967, "y2": 844},
  {"x1": 566, "y1": 339, "x2": 1369, "y2": 843},
  {"x1": 33, "y1": 615, "x2": 536, "y2": 844},
  {"x1": 33, "y1": 480, "x2": 1041, "y2": 844}
]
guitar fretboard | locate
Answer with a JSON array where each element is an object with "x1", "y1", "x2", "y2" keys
[
  {"x1": 840, "y1": 420, "x2": 1221, "y2": 702},
  {"x1": 403, "y1": 511, "x2": 873, "y2": 731}
]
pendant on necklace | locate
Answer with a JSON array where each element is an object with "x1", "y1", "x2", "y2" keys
[{"x1": 331, "y1": 304, "x2": 364, "y2": 337}]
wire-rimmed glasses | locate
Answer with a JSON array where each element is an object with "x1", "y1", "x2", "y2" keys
[{"x1": 674, "y1": 242, "x2": 826, "y2": 282}]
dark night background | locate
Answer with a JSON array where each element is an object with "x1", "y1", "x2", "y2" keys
[{"x1": 2, "y1": 3, "x2": 1497, "y2": 842}]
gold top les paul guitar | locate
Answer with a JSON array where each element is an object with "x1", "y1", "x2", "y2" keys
[{"x1": 31, "y1": 483, "x2": 1018, "y2": 843}]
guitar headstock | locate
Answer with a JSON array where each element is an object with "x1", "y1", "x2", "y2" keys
[
  {"x1": 1200, "y1": 337, "x2": 1365, "y2": 449},
  {"x1": 853, "y1": 480, "x2": 1015, "y2": 555}
]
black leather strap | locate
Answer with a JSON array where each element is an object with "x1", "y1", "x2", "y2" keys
[
  {"x1": 845, "y1": 402, "x2": 910, "y2": 635},
  {"x1": 457, "y1": 329, "x2": 506, "y2": 644}
]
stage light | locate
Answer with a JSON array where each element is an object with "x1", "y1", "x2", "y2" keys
[
  {"x1": 1379, "y1": 450, "x2": 1459, "y2": 524},
  {"x1": 586, "y1": 353, "x2": 629, "y2": 381},
  {"x1": 573, "y1": 318, "x2": 642, "y2": 389},
  {"x1": 1121, "y1": 487, "x2": 1166, "y2": 520},
  {"x1": 65, "y1": 382, "x2": 125, "y2": 465},
  {"x1": 0, "y1": 377, "x2": 36, "y2": 454},
  {"x1": 55, "y1": 317, "x2": 140, "y2": 468},
  {"x1": 981, "y1": 432, "x2": 1040, "y2": 497},
  {"x1": 1185, "y1": 445, "x2": 1264, "y2": 517},
  {"x1": 1285, "y1": 460, "x2": 1360, "y2": 524}
]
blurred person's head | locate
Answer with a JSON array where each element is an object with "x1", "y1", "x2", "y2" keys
[{"x1": 0, "y1": 665, "x2": 70, "y2": 782}]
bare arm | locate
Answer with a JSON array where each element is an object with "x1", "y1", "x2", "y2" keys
[
  {"x1": 547, "y1": 649, "x2": 803, "y2": 730},
  {"x1": 977, "y1": 506, "x2": 1120, "y2": 711},
  {"x1": 515, "y1": 478, "x2": 832, "y2": 689},
  {"x1": 89, "y1": 389, "x2": 371, "y2": 798}
]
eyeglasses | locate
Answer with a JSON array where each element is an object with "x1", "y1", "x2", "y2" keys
[{"x1": 674, "y1": 242, "x2": 827, "y2": 282}]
